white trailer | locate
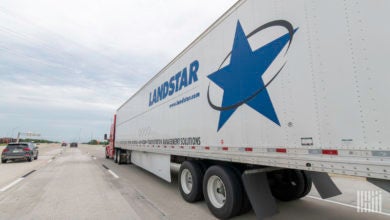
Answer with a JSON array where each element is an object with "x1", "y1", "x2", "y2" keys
[{"x1": 109, "y1": 0, "x2": 390, "y2": 218}]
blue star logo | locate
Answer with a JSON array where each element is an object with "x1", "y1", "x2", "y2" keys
[{"x1": 207, "y1": 20, "x2": 297, "y2": 131}]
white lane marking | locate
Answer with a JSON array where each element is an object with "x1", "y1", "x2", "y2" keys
[
  {"x1": 108, "y1": 170, "x2": 119, "y2": 178},
  {"x1": 93, "y1": 157, "x2": 97, "y2": 160},
  {"x1": 0, "y1": 178, "x2": 23, "y2": 192},
  {"x1": 48, "y1": 159, "x2": 52, "y2": 163},
  {"x1": 307, "y1": 196, "x2": 390, "y2": 216}
]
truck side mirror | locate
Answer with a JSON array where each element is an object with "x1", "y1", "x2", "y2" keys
[{"x1": 104, "y1": 134, "x2": 107, "y2": 140}]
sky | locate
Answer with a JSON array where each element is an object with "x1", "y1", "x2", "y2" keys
[{"x1": 0, "y1": 0, "x2": 237, "y2": 142}]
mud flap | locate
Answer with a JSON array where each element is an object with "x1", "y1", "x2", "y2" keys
[
  {"x1": 367, "y1": 178, "x2": 390, "y2": 192},
  {"x1": 308, "y1": 171, "x2": 342, "y2": 199},
  {"x1": 242, "y1": 171, "x2": 278, "y2": 219}
]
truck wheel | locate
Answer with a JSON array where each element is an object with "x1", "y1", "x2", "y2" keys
[
  {"x1": 230, "y1": 167, "x2": 252, "y2": 215},
  {"x1": 114, "y1": 149, "x2": 118, "y2": 163},
  {"x1": 179, "y1": 161, "x2": 204, "y2": 203},
  {"x1": 117, "y1": 149, "x2": 122, "y2": 165},
  {"x1": 28, "y1": 156, "x2": 33, "y2": 162},
  {"x1": 203, "y1": 165, "x2": 243, "y2": 219},
  {"x1": 1, "y1": 159, "x2": 6, "y2": 163},
  {"x1": 300, "y1": 171, "x2": 312, "y2": 198},
  {"x1": 34, "y1": 152, "x2": 38, "y2": 160},
  {"x1": 268, "y1": 169, "x2": 311, "y2": 201}
]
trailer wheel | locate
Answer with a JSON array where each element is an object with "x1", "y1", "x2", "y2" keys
[
  {"x1": 230, "y1": 167, "x2": 252, "y2": 215},
  {"x1": 197, "y1": 160, "x2": 209, "y2": 173},
  {"x1": 114, "y1": 149, "x2": 118, "y2": 163},
  {"x1": 178, "y1": 161, "x2": 204, "y2": 202},
  {"x1": 203, "y1": 166, "x2": 243, "y2": 219},
  {"x1": 117, "y1": 149, "x2": 122, "y2": 165},
  {"x1": 300, "y1": 171, "x2": 312, "y2": 198},
  {"x1": 268, "y1": 169, "x2": 311, "y2": 201}
]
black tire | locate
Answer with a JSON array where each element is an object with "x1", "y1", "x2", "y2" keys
[
  {"x1": 203, "y1": 165, "x2": 243, "y2": 219},
  {"x1": 28, "y1": 156, "x2": 33, "y2": 162},
  {"x1": 268, "y1": 169, "x2": 311, "y2": 201},
  {"x1": 34, "y1": 152, "x2": 38, "y2": 160},
  {"x1": 300, "y1": 171, "x2": 312, "y2": 198},
  {"x1": 114, "y1": 149, "x2": 118, "y2": 163},
  {"x1": 117, "y1": 149, "x2": 122, "y2": 165},
  {"x1": 229, "y1": 167, "x2": 252, "y2": 215},
  {"x1": 1, "y1": 159, "x2": 6, "y2": 163},
  {"x1": 197, "y1": 160, "x2": 209, "y2": 173},
  {"x1": 178, "y1": 161, "x2": 204, "y2": 203}
]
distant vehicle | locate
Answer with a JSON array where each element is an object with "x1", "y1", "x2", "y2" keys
[
  {"x1": 1, "y1": 142, "x2": 39, "y2": 163},
  {"x1": 61, "y1": 142, "x2": 67, "y2": 147},
  {"x1": 70, "y1": 142, "x2": 78, "y2": 148}
]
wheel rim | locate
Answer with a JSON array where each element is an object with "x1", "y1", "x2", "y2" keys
[
  {"x1": 207, "y1": 175, "x2": 226, "y2": 208},
  {"x1": 180, "y1": 169, "x2": 193, "y2": 194}
]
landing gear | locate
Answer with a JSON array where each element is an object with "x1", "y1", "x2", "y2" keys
[{"x1": 268, "y1": 169, "x2": 312, "y2": 201}]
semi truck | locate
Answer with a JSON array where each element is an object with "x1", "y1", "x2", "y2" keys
[{"x1": 105, "y1": 0, "x2": 390, "y2": 219}]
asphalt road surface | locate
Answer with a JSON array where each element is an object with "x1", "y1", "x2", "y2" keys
[{"x1": 0, "y1": 144, "x2": 389, "y2": 220}]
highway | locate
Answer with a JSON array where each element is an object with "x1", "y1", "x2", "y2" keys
[{"x1": 0, "y1": 144, "x2": 389, "y2": 220}]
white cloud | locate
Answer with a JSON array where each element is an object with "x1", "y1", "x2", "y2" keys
[
  {"x1": 0, "y1": 0, "x2": 237, "y2": 141},
  {"x1": 0, "y1": 81, "x2": 132, "y2": 111},
  {"x1": 0, "y1": 0, "x2": 237, "y2": 56}
]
